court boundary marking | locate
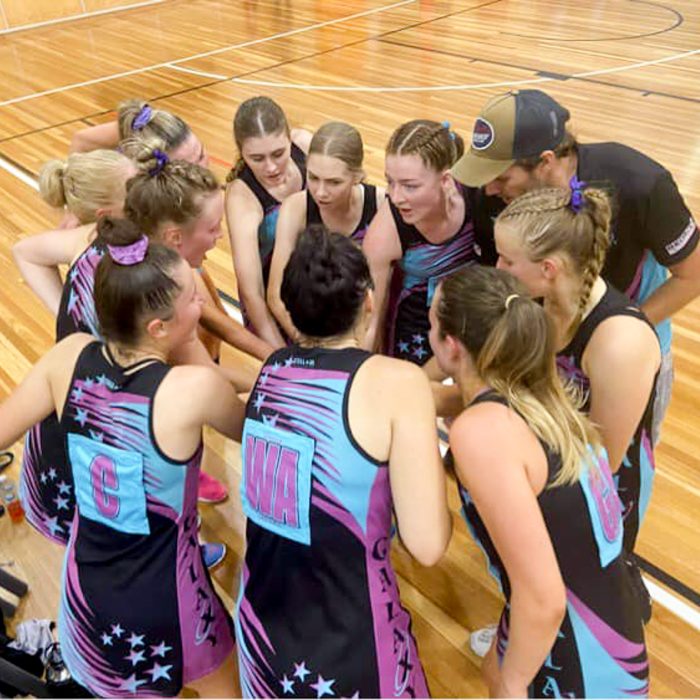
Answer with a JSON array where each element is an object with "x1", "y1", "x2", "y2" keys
[
  {"x1": 0, "y1": 0, "x2": 165, "y2": 36},
  {"x1": 0, "y1": 0, "x2": 417, "y2": 108},
  {"x1": 228, "y1": 46, "x2": 700, "y2": 91},
  {"x1": 502, "y1": 0, "x2": 683, "y2": 42}
]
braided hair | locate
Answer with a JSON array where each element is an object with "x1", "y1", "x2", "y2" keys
[
  {"x1": 386, "y1": 119, "x2": 464, "y2": 171},
  {"x1": 497, "y1": 186, "x2": 611, "y2": 337}
]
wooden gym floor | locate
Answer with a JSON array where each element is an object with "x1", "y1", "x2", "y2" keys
[{"x1": 0, "y1": 0, "x2": 699, "y2": 695}]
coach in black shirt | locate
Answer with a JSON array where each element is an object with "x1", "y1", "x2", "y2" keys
[{"x1": 453, "y1": 89, "x2": 699, "y2": 441}]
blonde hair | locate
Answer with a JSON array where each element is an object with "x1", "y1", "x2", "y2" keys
[
  {"x1": 39, "y1": 150, "x2": 133, "y2": 224},
  {"x1": 309, "y1": 122, "x2": 364, "y2": 175},
  {"x1": 497, "y1": 187, "x2": 611, "y2": 338},
  {"x1": 117, "y1": 99, "x2": 190, "y2": 149},
  {"x1": 386, "y1": 119, "x2": 464, "y2": 171},
  {"x1": 123, "y1": 136, "x2": 219, "y2": 235},
  {"x1": 437, "y1": 266, "x2": 601, "y2": 486}
]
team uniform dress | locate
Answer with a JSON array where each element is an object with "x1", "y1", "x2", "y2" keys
[
  {"x1": 58, "y1": 341, "x2": 235, "y2": 698},
  {"x1": 385, "y1": 182, "x2": 478, "y2": 365},
  {"x1": 556, "y1": 284, "x2": 659, "y2": 553},
  {"x1": 236, "y1": 346, "x2": 429, "y2": 699},
  {"x1": 235, "y1": 144, "x2": 306, "y2": 330},
  {"x1": 305, "y1": 183, "x2": 379, "y2": 246},
  {"x1": 459, "y1": 391, "x2": 648, "y2": 698},
  {"x1": 20, "y1": 240, "x2": 105, "y2": 544}
]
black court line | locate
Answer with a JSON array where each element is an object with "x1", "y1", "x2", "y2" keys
[
  {"x1": 377, "y1": 37, "x2": 700, "y2": 104},
  {"x1": 634, "y1": 554, "x2": 700, "y2": 608},
  {"x1": 502, "y1": 0, "x2": 683, "y2": 43}
]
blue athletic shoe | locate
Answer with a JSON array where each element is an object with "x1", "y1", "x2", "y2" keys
[{"x1": 200, "y1": 542, "x2": 227, "y2": 569}]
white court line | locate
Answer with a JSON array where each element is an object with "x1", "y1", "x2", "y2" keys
[
  {"x1": 168, "y1": 64, "x2": 228, "y2": 81},
  {"x1": 0, "y1": 0, "x2": 165, "y2": 36},
  {"x1": 0, "y1": 0, "x2": 416, "y2": 108},
  {"x1": 0, "y1": 156, "x2": 39, "y2": 191},
  {"x1": 644, "y1": 576, "x2": 700, "y2": 632},
  {"x1": 231, "y1": 47, "x2": 700, "y2": 92}
]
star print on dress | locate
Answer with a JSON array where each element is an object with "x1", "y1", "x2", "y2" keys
[
  {"x1": 75, "y1": 408, "x2": 88, "y2": 427},
  {"x1": 118, "y1": 673, "x2": 147, "y2": 694},
  {"x1": 412, "y1": 345, "x2": 427, "y2": 360},
  {"x1": 398, "y1": 340, "x2": 410, "y2": 354},
  {"x1": 293, "y1": 661, "x2": 311, "y2": 681},
  {"x1": 89, "y1": 429, "x2": 104, "y2": 442},
  {"x1": 280, "y1": 674, "x2": 295, "y2": 694},
  {"x1": 47, "y1": 467, "x2": 57, "y2": 480},
  {"x1": 412, "y1": 334, "x2": 425, "y2": 345},
  {"x1": 39, "y1": 472, "x2": 48, "y2": 485},
  {"x1": 146, "y1": 662, "x2": 173, "y2": 682},
  {"x1": 127, "y1": 632, "x2": 145, "y2": 648},
  {"x1": 44, "y1": 516, "x2": 63, "y2": 537},
  {"x1": 259, "y1": 372, "x2": 269, "y2": 385},
  {"x1": 253, "y1": 392, "x2": 266, "y2": 412},
  {"x1": 284, "y1": 356, "x2": 294, "y2": 367},
  {"x1": 310, "y1": 674, "x2": 335, "y2": 698},
  {"x1": 57, "y1": 480, "x2": 72, "y2": 494},
  {"x1": 262, "y1": 412, "x2": 279, "y2": 427},
  {"x1": 150, "y1": 641, "x2": 172, "y2": 658},
  {"x1": 125, "y1": 648, "x2": 146, "y2": 667},
  {"x1": 111, "y1": 623, "x2": 124, "y2": 638},
  {"x1": 271, "y1": 361, "x2": 282, "y2": 372},
  {"x1": 71, "y1": 386, "x2": 83, "y2": 402},
  {"x1": 54, "y1": 495, "x2": 70, "y2": 511},
  {"x1": 100, "y1": 632, "x2": 113, "y2": 646}
]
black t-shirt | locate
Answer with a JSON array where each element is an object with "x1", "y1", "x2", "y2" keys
[
  {"x1": 577, "y1": 142, "x2": 698, "y2": 296},
  {"x1": 472, "y1": 142, "x2": 698, "y2": 298}
]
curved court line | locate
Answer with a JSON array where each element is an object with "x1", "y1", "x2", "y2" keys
[
  {"x1": 0, "y1": 0, "x2": 417, "y2": 108},
  {"x1": 502, "y1": 0, "x2": 683, "y2": 43},
  {"x1": 229, "y1": 47, "x2": 700, "y2": 92}
]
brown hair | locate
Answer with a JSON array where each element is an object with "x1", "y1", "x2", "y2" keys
[
  {"x1": 437, "y1": 265, "x2": 600, "y2": 486},
  {"x1": 117, "y1": 99, "x2": 191, "y2": 150},
  {"x1": 39, "y1": 150, "x2": 133, "y2": 224},
  {"x1": 309, "y1": 122, "x2": 364, "y2": 175},
  {"x1": 515, "y1": 131, "x2": 579, "y2": 172},
  {"x1": 226, "y1": 96, "x2": 291, "y2": 182},
  {"x1": 123, "y1": 137, "x2": 220, "y2": 236},
  {"x1": 497, "y1": 187, "x2": 611, "y2": 338},
  {"x1": 386, "y1": 119, "x2": 465, "y2": 171},
  {"x1": 94, "y1": 216, "x2": 182, "y2": 346}
]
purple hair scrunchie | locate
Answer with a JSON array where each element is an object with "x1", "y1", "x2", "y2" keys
[
  {"x1": 569, "y1": 174, "x2": 587, "y2": 213},
  {"x1": 107, "y1": 235, "x2": 149, "y2": 266},
  {"x1": 149, "y1": 148, "x2": 169, "y2": 177},
  {"x1": 131, "y1": 104, "x2": 153, "y2": 131}
]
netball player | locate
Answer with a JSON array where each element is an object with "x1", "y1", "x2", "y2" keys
[
  {"x1": 362, "y1": 120, "x2": 480, "y2": 366},
  {"x1": 224, "y1": 96, "x2": 311, "y2": 347},
  {"x1": 236, "y1": 226, "x2": 451, "y2": 698},
  {"x1": 267, "y1": 121, "x2": 384, "y2": 339},
  {"x1": 0, "y1": 218, "x2": 243, "y2": 697},
  {"x1": 430, "y1": 265, "x2": 648, "y2": 697}
]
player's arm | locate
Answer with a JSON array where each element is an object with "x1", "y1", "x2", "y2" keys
[
  {"x1": 0, "y1": 334, "x2": 93, "y2": 448},
  {"x1": 361, "y1": 200, "x2": 402, "y2": 352},
  {"x1": 12, "y1": 224, "x2": 94, "y2": 315},
  {"x1": 584, "y1": 315, "x2": 660, "y2": 472},
  {"x1": 388, "y1": 361, "x2": 452, "y2": 566},
  {"x1": 267, "y1": 192, "x2": 306, "y2": 340},
  {"x1": 69, "y1": 121, "x2": 121, "y2": 153},
  {"x1": 639, "y1": 173, "x2": 700, "y2": 325},
  {"x1": 451, "y1": 403, "x2": 565, "y2": 697},
  {"x1": 225, "y1": 182, "x2": 287, "y2": 349}
]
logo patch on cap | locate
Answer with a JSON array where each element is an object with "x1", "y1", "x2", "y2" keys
[{"x1": 472, "y1": 118, "x2": 495, "y2": 150}]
